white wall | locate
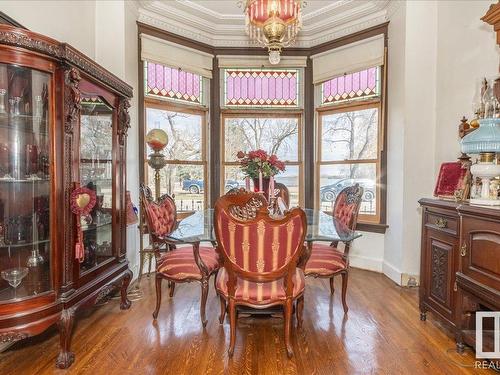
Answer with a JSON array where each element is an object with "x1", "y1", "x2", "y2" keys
[
  {"x1": 382, "y1": 0, "x2": 500, "y2": 285},
  {"x1": 0, "y1": 1, "x2": 96, "y2": 59},
  {"x1": 435, "y1": 1, "x2": 500, "y2": 164}
]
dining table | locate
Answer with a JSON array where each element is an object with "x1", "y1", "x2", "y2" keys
[
  {"x1": 167, "y1": 208, "x2": 362, "y2": 315},
  {"x1": 168, "y1": 208, "x2": 362, "y2": 260}
]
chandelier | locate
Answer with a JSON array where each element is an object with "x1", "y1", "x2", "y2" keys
[{"x1": 243, "y1": 0, "x2": 304, "y2": 65}]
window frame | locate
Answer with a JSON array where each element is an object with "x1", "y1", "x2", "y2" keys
[
  {"x1": 220, "y1": 109, "x2": 304, "y2": 207},
  {"x1": 144, "y1": 97, "x2": 209, "y2": 211},
  {"x1": 316, "y1": 97, "x2": 383, "y2": 224}
]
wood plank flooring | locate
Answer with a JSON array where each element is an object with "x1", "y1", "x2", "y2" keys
[{"x1": 0, "y1": 268, "x2": 494, "y2": 374}]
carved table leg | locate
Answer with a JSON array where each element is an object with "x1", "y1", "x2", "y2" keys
[
  {"x1": 120, "y1": 269, "x2": 132, "y2": 310},
  {"x1": 56, "y1": 309, "x2": 75, "y2": 369}
]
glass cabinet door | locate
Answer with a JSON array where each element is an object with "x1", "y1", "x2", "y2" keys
[
  {"x1": 79, "y1": 96, "x2": 114, "y2": 273},
  {"x1": 0, "y1": 63, "x2": 52, "y2": 301}
]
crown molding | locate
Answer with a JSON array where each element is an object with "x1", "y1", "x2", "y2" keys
[{"x1": 137, "y1": 0, "x2": 391, "y2": 48}]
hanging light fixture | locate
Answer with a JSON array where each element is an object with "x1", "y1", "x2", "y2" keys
[{"x1": 243, "y1": 0, "x2": 304, "y2": 65}]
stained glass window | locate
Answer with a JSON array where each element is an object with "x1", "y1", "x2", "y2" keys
[
  {"x1": 145, "y1": 61, "x2": 202, "y2": 104},
  {"x1": 224, "y1": 69, "x2": 299, "y2": 107},
  {"x1": 321, "y1": 67, "x2": 379, "y2": 104}
]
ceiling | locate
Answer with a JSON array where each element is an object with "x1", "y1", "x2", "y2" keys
[{"x1": 137, "y1": 0, "x2": 396, "y2": 48}]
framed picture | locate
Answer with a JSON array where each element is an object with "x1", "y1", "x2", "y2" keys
[{"x1": 434, "y1": 162, "x2": 469, "y2": 200}]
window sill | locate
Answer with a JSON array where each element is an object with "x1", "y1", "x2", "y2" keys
[{"x1": 356, "y1": 222, "x2": 388, "y2": 234}]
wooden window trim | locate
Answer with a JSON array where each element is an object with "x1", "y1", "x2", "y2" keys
[
  {"x1": 138, "y1": 22, "x2": 389, "y2": 233},
  {"x1": 143, "y1": 100, "x2": 209, "y2": 210},
  {"x1": 220, "y1": 112, "x2": 304, "y2": 207},
  {"x1": 316, "y1": 100, "x2": 383, "y2": 224}
]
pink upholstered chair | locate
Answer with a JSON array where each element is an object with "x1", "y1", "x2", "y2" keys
[
  {"x1": 304, "y1": 183, "x2": 363, "y2": 313},
  {"x1": 140, "y1": 184, "x2": 219, "y2": 327},
  {"x1": 214, "y1": 190, "x2": 307, "y2": 358}
]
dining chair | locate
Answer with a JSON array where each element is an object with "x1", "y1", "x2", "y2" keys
[
  {"x1": 304, "y1": 183, "x2": 363, "y2": 313},
  {"x1": 139, "y1": 184, "x2": 219, "y2": 327},
  {"x1": 214, "y1": 190, "x2": 307, "y2": 358},
  {"x1": 274, "y1": 182, "x2": 290, "y2": 207}
]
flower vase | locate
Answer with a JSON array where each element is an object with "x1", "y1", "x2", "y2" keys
[{"x1": 253, "y1": 177, "x2": 270, "y2": 195}]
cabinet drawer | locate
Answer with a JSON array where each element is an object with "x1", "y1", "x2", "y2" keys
[
  {"x1": 460, "y1": 216, "x2": 500, "y2": 291},
  {"x1": 425, "y1": 211, "x2": 458, "y2": 236}
]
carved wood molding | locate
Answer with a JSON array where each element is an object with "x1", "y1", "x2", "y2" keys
[
  {"x1": 64, "y1": 67, "x2": 81, "y2": 134},
  {"x1": 118, "y1": 98, "x2": 131, "y2": 146},
  {"x1": 0, "y1": 331, "x2": 28, "y2": 343},
  {"x1": 0, "y1": 25, "x2": 132, "y2": 98}
]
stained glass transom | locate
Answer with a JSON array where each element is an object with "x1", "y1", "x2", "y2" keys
[
  {"x1": 224, "y1": 69, "x2": 298, "y2": 107},
  {"x1": 146, "y1": 61, "x2": 202, "y2": 104},
  {"x1": 322, "y1": 67, "x2": 379, "y2": 104}
]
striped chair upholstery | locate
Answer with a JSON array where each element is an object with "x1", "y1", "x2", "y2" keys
[
  {"x1": 140, "y1": 184, "x2": 219, "y2": 327},
  {"x1": 214, "y1": 190, "x2": 307, "y2": 357},
  {"x1": 305, "y1": 183, "x2": 363, "y2": 313}
]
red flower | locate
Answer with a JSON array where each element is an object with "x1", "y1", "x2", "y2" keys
[
  {"x1": 269, "y1": 154, "x2": 278, "y2": 166},
  {"x1": 236, "y1": 151, "x2": 245, "y2": 159},
  {"x1": 251, "y1": 149, "x2": 268, "y2": 161},
  {"x1": 275, "y1": 161, "x2": 286, "y2": 171}
]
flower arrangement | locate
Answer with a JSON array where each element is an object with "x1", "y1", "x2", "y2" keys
[{"x1": 236, "y1": 149, "x2": 286, "y2": 178}]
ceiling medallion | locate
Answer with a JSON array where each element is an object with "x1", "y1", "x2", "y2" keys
[{"x1": 243, "y1": 0, "x2": 304, "y2": 64}]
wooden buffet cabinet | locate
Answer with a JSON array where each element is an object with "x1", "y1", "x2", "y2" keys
[
  {"x1": 0, "y1": 25, "x2": 133, "y2": 368},
  {"x1": 419, "y1": 198, "x2": 500, "y2": 353}
]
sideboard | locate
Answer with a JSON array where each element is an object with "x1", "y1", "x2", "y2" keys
[{"x1": 419, "y1": 198, "x2": 500, "y2": 353}]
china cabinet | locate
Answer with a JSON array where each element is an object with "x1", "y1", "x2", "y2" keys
[{"x1": 0, "y1": 25, "x2": 132, "y2": 368}]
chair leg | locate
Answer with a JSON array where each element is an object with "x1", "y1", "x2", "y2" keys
[
  {"x1": 284, "y1": 299, "x2": 294, "y2": 358},
  {"x1": 169, "y1": 281, "x2": 175, "y2": 297},
  {"x1": 341, "y1": 272, "x2": 349, "y2": 314},
  {"x1": 153, "y1": 276, "x2": 162, "y2": 319},
  {"x1": 200, "y1": 277, "x2": 209, "y2": 327},
  {"x1": 296, "y1": 296, "x2": 304, "y2": 329},
  {"x1": 228, "y1": 299, "x2": 236, "y2": 357},
  {"x1": 219, "y1": 295, "x2": 227, "y2": 324},
  {"x1": 329, "y1": 276, "x2": 335, "y2": 295}
]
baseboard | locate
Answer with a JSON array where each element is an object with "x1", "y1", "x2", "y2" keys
[
  {"x1": 383, "y1": 260, "x2": 402, "y2": 285},
  {"x1": 349, "y1": 254, "x2": 383, "y2": 272}
]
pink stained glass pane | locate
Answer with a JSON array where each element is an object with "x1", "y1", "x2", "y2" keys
[
  {"x1": 322, "y1": 66, "x2": 379, "y2": 104},
  {"x1": 226, "y1": 74, "x2": 234, "y2": 101},
  {"x1": 186, "y1": 72, "x2": 193, "y2": 97},
  {"x1": 148, "y1": 63, "x2": 156, "y2": 92},
  {"x1": 145, "y1": 61, "x2": 201, "y2": 104},
  {"x1": 224, "y1": 69, "x2": 298, "y2": 107},
  {"x1": 248, "y1": 75, "x2": 255, "y2": 101}
]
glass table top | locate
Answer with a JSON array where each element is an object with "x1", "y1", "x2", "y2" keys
[{"x1": 168, "y1": 209, "x2": 362, "y2": 244}]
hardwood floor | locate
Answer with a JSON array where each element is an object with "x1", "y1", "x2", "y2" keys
[{"x1": 0, "y1": 268, "x2": 494, "y2": 375}]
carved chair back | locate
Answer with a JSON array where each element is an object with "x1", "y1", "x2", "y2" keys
[
  {"x1": 139, "y1": 183, "x2": 177, "y2": 238},
  {"x1": 214, "y1": 190, "x2": 307, "y2": 290},
  {"x1": 274, "y1": 182, "x2": 290, "y2": 207},
  {"x1": 333, "y1": 183, "x2": 364, "y2": 231}
]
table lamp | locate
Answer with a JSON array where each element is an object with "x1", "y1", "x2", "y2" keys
[
  {"x1": 145, "y1": 128, "x2": 168, "y2": 199},
  {"x1": 461, "y1": 117, "x2": 500, "y2": 205}
]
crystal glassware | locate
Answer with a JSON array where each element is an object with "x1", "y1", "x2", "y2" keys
[
  {"x1": 34, "y1": 95, "x2": 42, "y2": 117},
  {"x1": 9, "y1": 97, "x2": 21, "y2": 116},
  {"x1": 1, "y1": 267, "x2": 28, "y2": 288},
  {"x1": 27, "y1": 249, "x2": 44, "y2": 267},
  {"x1": 0, "y1": 89, "x2": 6, "y2": 114}
]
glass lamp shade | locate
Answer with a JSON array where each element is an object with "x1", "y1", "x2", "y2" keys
[
  {"x1": 460, "y1": 118, "x2": 500, "y2": 154},
  {"x1": 145, "y1": 129, "x2": 168, "y2": 152}
]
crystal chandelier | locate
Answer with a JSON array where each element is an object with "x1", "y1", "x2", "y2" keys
[{"x1": 243, "y1": 0, "x2": 304, "y2": 65}]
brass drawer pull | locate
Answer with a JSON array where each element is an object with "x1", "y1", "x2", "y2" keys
[
  {"x1": 460, "y1": 243, "x2": 467, "y2": 257},
  {"x1": 435, "y1": 217, "x2": 447, "y2": 228},
  {"x1": 454, "y1": 281, "x2": 457, "y2": 292}
]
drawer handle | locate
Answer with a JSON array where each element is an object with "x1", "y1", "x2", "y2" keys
[
  {"x1": 435, "y1": 218, "x2": 447, "y2": 228},
  {"x1": 460, "y1": 243, "x2": 467, "y2": 257}
]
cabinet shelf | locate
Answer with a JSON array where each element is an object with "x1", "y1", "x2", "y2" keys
[
  {"x1": 82, "y1": 220, "x2": 112, "y2": 232},
  {"x1": 0, "y1": 239, "x2": 49, "y2": 249},
  {"x1": 0, "y1": 177, "x2": 49, "y2": 183}
]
